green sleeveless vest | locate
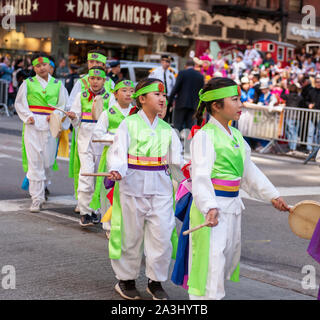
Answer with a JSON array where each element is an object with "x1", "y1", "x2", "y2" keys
[
  {"x1": 188, "y1": 122, "x2": 246, "y2": 297},
  {"x1": 80, "y1": 89, "x2": 110, "y2": 114},
  {"x1": 125, "y1": 113, "x2": 172, "y2": 158},
  {"x1": 26, "y1": 76, "x2": 61, "y2": 107}
]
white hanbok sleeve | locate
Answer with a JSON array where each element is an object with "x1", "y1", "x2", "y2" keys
[
  {"x1": 191, "y1": 130, "x2": 219, "y2": 215},
  {"x1": 107, "y1": 120, "x2": 130, "y2": 178},
  {"x1": 167, "y1": 128, "x2": 185, "y2": 168},
  {"x1": 69, "y1": 92, "x2": 82, "y2": 127},
  {"x1": 15, "y1": 81, "x2": 33, "y2": 124},
  {"x1": 92, "y1": 111, "x2": 116, "y2": 142},
  {"x1": 240, "y1": 141, "x2": 280, "y2": 202}
]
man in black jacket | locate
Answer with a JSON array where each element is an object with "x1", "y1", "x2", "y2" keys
[
  {"x1": 306, "y1": 77, "x2": 320, "y2": 151},
  {"x1": 168, "y1": 59, "x2": 204, "y2": 131}
]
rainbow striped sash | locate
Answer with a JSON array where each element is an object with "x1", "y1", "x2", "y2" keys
[
  {"x1": 29, "y1": 105, "x2": 54, "y2": 115},
  {"x1": 81, "y1": 112, "x2": 97, "y2": 123},
  {"x1": 211, "y1": 178, "x2": 241, "y2": 198},
  {"x1": 127, "y1": 154, "x2": 168, "y2": 171}
]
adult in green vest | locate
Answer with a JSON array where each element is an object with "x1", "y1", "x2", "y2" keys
[
  {"x1": 90, "y1": 80, "x2": 136, "y2": 234},
  {"x1": 185, "y1": 77, "x2": 290, "y2": 300},
  {"x1": 67, "y1": 49, "x2": 114, "y2": 212},
  {"x1": 67, "y1": 67, "x2": 110, "y2": 227},
  {"x1": 106, "y1": 78, "x2": 184, "y2": 301},
  {"x1": 15, "y1": 53, "x2": 68, "y2": 213}
]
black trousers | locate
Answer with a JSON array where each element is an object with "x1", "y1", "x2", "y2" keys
[{"x1": 173, "y1": 107, "x2": 195, "y2": 131}]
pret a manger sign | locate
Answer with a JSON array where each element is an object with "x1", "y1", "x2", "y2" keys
[{"x1": 0, "y1": 0, "x2": 167, "y2": 33}]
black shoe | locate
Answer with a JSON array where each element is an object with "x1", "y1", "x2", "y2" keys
[
  {"x1": 146, "y1": 279, "x2": 169, "y2": 300},
  {"x1": 115, "y1": 280, "x2": 141, "y2": 300},
  {"x1": 91, "y1": 212, "x2": 101, "y2": 224},
  {"x1": 79, "y1": 214, "x2": 94, "y2": 227},
  {"x1": 45, "y1": 187, "x2": 50, "y2": 201}
]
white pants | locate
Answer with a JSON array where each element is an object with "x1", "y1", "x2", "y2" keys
[
  {"x1": 77, "y1": 148, "x2": 101, "y2": 216},
  {"x1": 111, "y1": 193, "x2": 175, "y2": 282},
  {"x1": 24, "y1": 125, "x2": 57, "y2": 202},
  {"x1": 189, "y1": 211, "x2": 241, "y2": 300}
]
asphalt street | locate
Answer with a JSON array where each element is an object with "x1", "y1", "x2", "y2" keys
[{"x1": 0, "y1": 115, "x2": 319, "y2": 301}]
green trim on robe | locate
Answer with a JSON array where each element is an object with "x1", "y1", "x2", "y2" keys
[
  {"x1": 188, "y1": 200, "x2": 240, "y2": 296},
  {"x1": 109, "y1": 181, "x2": 178, "y2": 260}
]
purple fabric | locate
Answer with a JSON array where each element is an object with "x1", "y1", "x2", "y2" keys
[
  {"x1": 128, "y1": 164, "x2": 167, "y2": 171},
  {"x1": 307, "y1": 219, "x2": 320, "y2": 264},
  {"x1": 104, "y1": 177, "x2": 115, "y2": 190}
]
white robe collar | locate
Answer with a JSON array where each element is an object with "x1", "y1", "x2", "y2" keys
[
  {"x1": 208, "y1": 115, "x2": 234, "y2": 139},
  {"x1": 138, "y1": 109, "x2": 159, "y2": 129}
]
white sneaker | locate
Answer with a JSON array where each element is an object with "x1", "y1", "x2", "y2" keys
[
  {"x1": 74, "y1": 205, "x2": 80, "y2": 213},
  {"x1": 30, "y1": 200, "x2": 43, "y2": 213}
]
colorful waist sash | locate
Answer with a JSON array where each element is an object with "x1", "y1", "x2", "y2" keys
[
  {"x1": 211, "y1": 178, "x2": 241, "y2": 198},
  {"x1": 127, "y1": 154, "x2": 168, "y2": 171},
  {"x1": 29, "y1": 105, "x2": 54, "y2": 115},
  {"x1": 81, "y1": 112, "x2": 97, "y2": 123}
]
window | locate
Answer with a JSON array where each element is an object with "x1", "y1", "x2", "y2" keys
[
  {"x1": 134, "y1": 68, "x2": 151, "y2": 82},
  {"x1": 254, "y1": 43, "x2": 262, "y2": 51},
  {"x1": 278, "y1": 46, "x2": 284, "y2": 61},
  {"x1": 267, "y1": 43, "x2": 275, "y2": 52},
  {"x1": 287, "y1": 48, "x2": 294, "y2": 60}
]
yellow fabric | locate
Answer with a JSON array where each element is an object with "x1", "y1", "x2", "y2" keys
[
  {"x1": 57, "y1": 129, "x2": 70, "y2": 158},
  {"x1": 101, "y1": 206, "x2": 112, "y2": 223}
]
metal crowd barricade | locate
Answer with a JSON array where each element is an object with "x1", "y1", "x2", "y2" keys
[
  {"x1": 0, "y1": 79, "x2": 10, "y2": 117},
  {"x1": 238, "y1": 103, "x2": 320, "y2": 156}
]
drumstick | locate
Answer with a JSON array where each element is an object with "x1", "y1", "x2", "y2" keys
[
  {"x1": 48, "y1": 104, "x2": 69, "y2": 116},
  {"x1": 92, "y1": 140, "x2": 113, "y2": 144},
  {"x1": 81, "y1": 172, "x2": 113, "y2": 177},
  {"x1": 183, "y1": 221, "x2": 210, "y2": 236}
]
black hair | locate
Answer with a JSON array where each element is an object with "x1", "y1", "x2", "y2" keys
[
  {"x1": 134, "y1": 77, "x2": 164, "y2": 109},
  {"x1": 88, "y1": 48, "x2": 106, "y2": 56},
  {"x1": 88, "y1": 66, "x2": 105, "y2": 72},
  {"x1": 194, "y1": 77, "x2": 238, "y2": 126}
]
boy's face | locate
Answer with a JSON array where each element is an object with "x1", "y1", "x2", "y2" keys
[
  {"x1": 33, "y1": 63, "x2": 50, "y2": 78},
  {"x1": 88, "y1": 60, "x2": 105, "y2": 70},
  {"x1": 88, "y1": 76, "x2": 105, "y2": 92}
]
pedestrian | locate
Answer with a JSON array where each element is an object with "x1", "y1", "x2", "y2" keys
[
  {"x1": 257, "y1": 80, "x2": 278, "y2": 107},
  {"x1": 14, "y1": 53, "x2": 68, "y2": 212},
  {"x1": 243, "y1": 43, "x2": 261, "y2": 69},
  {"x1": 66, "y1": 66, "x2": 111, "y2": 227},
  {"x1": 0, "y1": 56, "x2": 13, "y2": 83},
  {"x1": 55, "y1": 58, "x2": 69, "y2": 78},
  {"x1": 281, "y1": 83, "x2": 304, "y2": 153},
  {"x1": 90, "y1": 79, "x2": 136, "y2": 235},
  {"x1": 149, "y1": 54, "x2": 176, "y2": 123},
  {"x1": 67, "y1": 49, "x2": 113, "y2": 213},
  {"x1": 231, "y1": 55, "x2": 246, "y2": 83},
  {"x1": 305, "y1": 76, "x2": 320, "y2": 152},
  {"x1": 65, "y1": 64, "x2": 80, "y2": 94},
  {"x1": 168, "y1": 59, "x2": 204, "y2": 131},
  {"x1": 239, "y1": 76, "x2": 255, "y2": 104},
  {"x1": 107, "y1": 60, "x2": 121, "y2": 84},
  {"x1": 173, "y1": 77, "x2": 289, "y2": 300},
  {"x1": 106, "y1": 78, "x2": 184, "y2": 300}
]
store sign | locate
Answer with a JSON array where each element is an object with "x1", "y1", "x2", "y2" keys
[
  {"x1": 287, "y1": 22, "x2": 320, "y2": 41},
  {"x1": 0, "y1": 0, "x2": 167, "y2": 33}
]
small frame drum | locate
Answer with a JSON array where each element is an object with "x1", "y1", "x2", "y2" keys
[
  {"x1": 49, "y1": 113, "x2": 62, "y2": 138},
  {"x1": 92, "y1": 95, "x2": 104, "y2": 121}
]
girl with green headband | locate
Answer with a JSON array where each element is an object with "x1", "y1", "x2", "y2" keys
[
  {"x1": 66, "y1": 66, "x2": 111, "y2": 227},
  {"x1": 89, "y1": 79, "x2": 136, "y2": 233},
  {"x1": 106, "y1": 77, "x2": 184, "y2": 300},
  {"x1": 15, "y1": 53, "x2": 68, "y2": 213},
  {"x1": 172, "y1": 77, "x2": 290, "y2": 300}
]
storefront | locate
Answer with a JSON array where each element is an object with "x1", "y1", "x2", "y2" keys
[
  {"x1": 286, "y1": 22, "x2": 320, "y2": 53},
  {"x1": 0, "y1": 0, "x2": 167, "y2": 62}
]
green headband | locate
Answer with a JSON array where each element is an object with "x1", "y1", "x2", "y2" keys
[
  {"x1": 132, "y1": 82, "x2": 166, "y2": 99},
  {"x1": 32, "y1": 57, "x2": 50, "y2": 66},
  {"x1": 88, "y1": 68, "x2": 106, "y2": 78},
  {"x1": 87, "y1": 53, "x2": 107, "y2": 64},
  {"x1": 113, "y1": 80, "x2": 135, "y2": 93}
]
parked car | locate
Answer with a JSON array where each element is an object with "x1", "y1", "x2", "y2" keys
[{"x1": 119, "y1": 62, "x2": 159, "y2": 84}]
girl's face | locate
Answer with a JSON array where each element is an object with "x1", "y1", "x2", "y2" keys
[
  {"x1": 88, "y1": 76, "x2": 105, "y2": 92},
  {"x1": 34, "y1": 62, "x2": 50, "y2": 78},
  {"x1": 212, "y1": 95, "x2": 243, "y2": 122},
  {"x1": 139, "y1": 83, "x2": 167, "y2": 115},
  {"x1": 115, "y1": 87, "x2": 134, "y2": 107}
]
